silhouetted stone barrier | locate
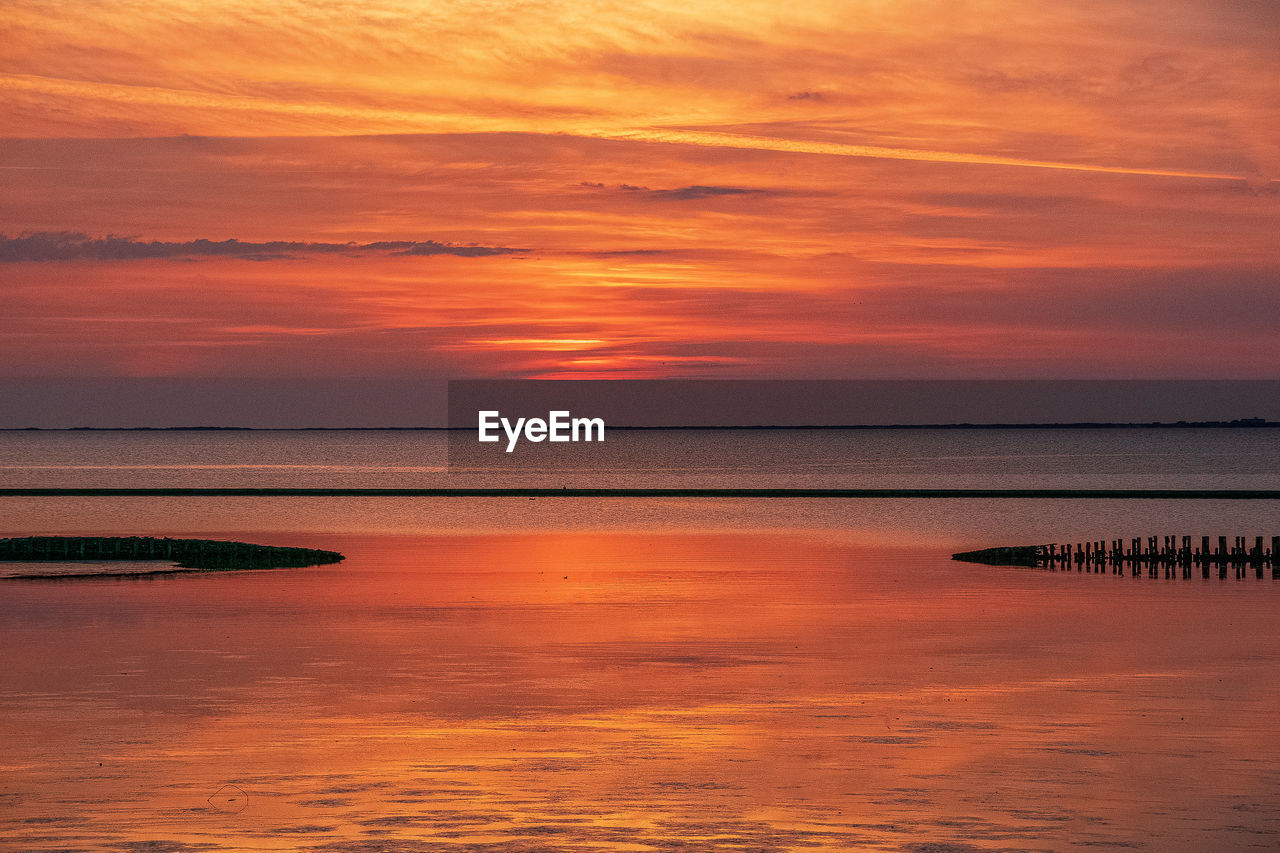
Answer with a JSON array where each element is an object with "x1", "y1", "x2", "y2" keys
[
  {"x1": 954, "y1": 535, "x2": 1280, "y2": 579},
  {"x1": 951, "y1": 546, "x2": 1043, "y2": 566},
  {"x1": 0, "y1": 536, "x2": 343, "y2": 578}
]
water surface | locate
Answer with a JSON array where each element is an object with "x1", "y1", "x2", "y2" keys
[
  {"x1": 2, "y1": 426, "x2": 1279, "y2": 489},
  {"x1": 2, "y1": 431, "x2": 1279, "y2": 851}
]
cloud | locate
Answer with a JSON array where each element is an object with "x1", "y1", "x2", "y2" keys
[
  {"x1": 581, "y1": 182, "x2": 768, "y2": 201},
  {"x1": 391, "y1": 241, "x2": 525, "y2": 257},
  {"x1": 574, "y1": 249, "x2": 675, "y2": 257},
  {"x1": 650, "y1": 184, "x2": 766, "y2": 201},
  {"x1": 0, "y1": 232, "x2": 527, "y2": 262}
]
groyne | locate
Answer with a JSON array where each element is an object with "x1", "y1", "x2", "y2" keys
[
  {"x1": 954, "y1": 535, "x2": 1280, "y2": 579},
  {"x1": 0, "y1": 536, "x2": 343, "y2": 575}
]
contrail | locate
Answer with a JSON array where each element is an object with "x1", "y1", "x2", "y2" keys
[{"x1": 592, "y1": 128, "x2": 1262, "y2": 183}]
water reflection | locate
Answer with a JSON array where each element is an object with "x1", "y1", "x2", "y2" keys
[{"x1": 2, "y1": 529, "x2": 1279, "y2": 851}]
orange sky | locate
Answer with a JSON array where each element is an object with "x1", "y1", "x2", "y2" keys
[{"x1": 2, "y1": 0, "x2": 1278, "y2": 379}]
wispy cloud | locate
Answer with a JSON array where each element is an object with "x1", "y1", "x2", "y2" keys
[
  {"x1": 0, "y1": 232, "x2": 526, "y2": 262},
  {"x1": 5, "y1": 0, "x2": 1275, "y2": 182}
]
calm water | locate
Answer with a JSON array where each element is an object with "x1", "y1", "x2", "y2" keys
[
  {"x1": 1, "y1": 426, "x2": 1279, "y2": 489},
  {"x1": 2, "y1": 430, "x2": 1279, "y2": 851}
]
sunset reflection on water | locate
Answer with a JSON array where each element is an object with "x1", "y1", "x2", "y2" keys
[{"x1": 3, "y1": 517, "x2": 1280, "y2": 851}]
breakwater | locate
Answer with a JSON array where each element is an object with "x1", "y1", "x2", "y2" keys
[
  {"x1": 0, "y1": 536, "x2": 343, "y2": 574},
  {"x1": 954, "y1": 535, "x2": 1280, "y2": 579}
]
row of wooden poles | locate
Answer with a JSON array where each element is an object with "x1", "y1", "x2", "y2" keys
[
  {"x1": 0, "y1": 536, "x2": 342, "y2": 569},
  {"x1": 1040, "y1": 535, "x2": 1280, "y2": 578}
]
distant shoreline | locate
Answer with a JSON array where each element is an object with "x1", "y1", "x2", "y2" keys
[
  {"x1": 0, "y1": 419, "x2": 1276, "y2": 432},
  {"x1": 3, "y1": 488, "x2": 1279, "y2": 499}
]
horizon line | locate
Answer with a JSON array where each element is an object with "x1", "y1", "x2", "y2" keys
[
  {"x1": 2, "y1": 487, "x2": 1279, "y2": 499},
  {"x1": 1, "y1": 419, "x2": 1276, "y2": 432}
]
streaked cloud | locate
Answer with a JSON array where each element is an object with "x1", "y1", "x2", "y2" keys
[{"x1": 0, "y1": 232, "x2": 526, "y2": 262}]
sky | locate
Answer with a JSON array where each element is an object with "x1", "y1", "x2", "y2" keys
[{"x1": 2, "y1": 0, "x2": 1278, "y2": 415}]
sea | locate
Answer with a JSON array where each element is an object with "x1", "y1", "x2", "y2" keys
[{"x1": 1, "y1": 428, "x2": 1278, "y2": 851}]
